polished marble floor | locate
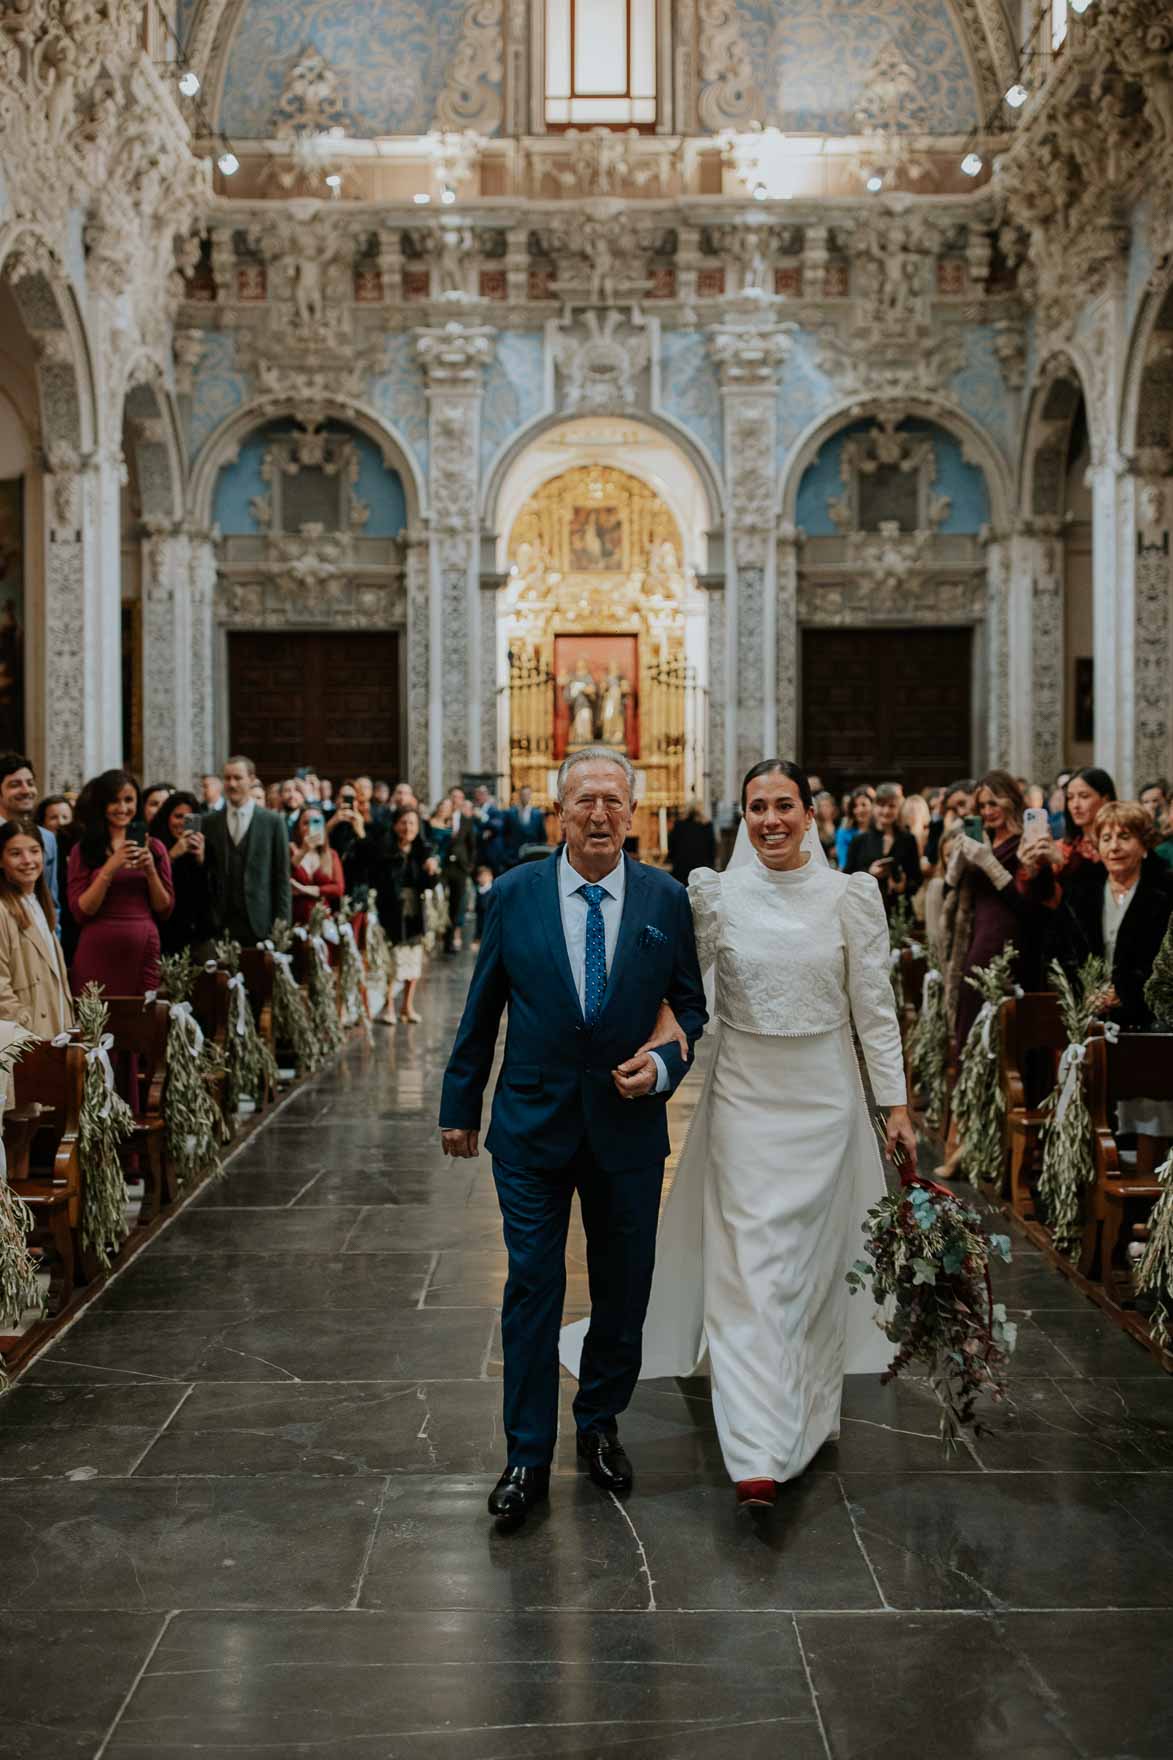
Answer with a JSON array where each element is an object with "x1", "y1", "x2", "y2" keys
[{"x1": 1, "y1": 953, "x2": 1172, "y2": 1758}]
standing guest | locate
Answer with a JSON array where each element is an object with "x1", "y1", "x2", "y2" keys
[
  {"x1": 202, "y1": 755, "x2": 291, "y2": 947},
  {"x1": 328, "y1": 780, "x2": 379, "y2": 901},
  {"x1": 846, "y1": 782, "x2": 920, "y2": 911},
  {"x1": 814, "y1": 791, "x2": 840, "y2": 865},
  {"x1": 356, "y1": 776, "x2": 392, "y2": 829},
  {"x1": 279, "y1": 779, "x2": 306, "y2": 833},
  {"x1": 901, "y1": 794, "x2": 932, "y2": 894},
  {"x1": 377, "y1": 807, "x2": 433, "y2": 1024},
  {"x1": 443, "y1": 785, "x2": 478, "y2": 954},
  {"x1": 142, "y1": 783, "x2": 174, "y2": 825},
  {"x1": 474, "y1": 783, "x2": 507, "y2": 874},
  {"x1": 150, "y1": 790, "x2": 211, "y2": 956},
  {"x1": 1139, "y1": 779, "x2": 1168, "y2": 826},
  {"x1": 0, "y1": 752, "x2": 59, "y2": 912},
  {"x1": 1062, "y1": 801, "x2": 1173, "y2": 1028},
  {"x1": 391, "y1": 781, "x2": 418, "y2": 813},
  {"x1": 318, "y1": 779, "x2": 334, "y2": 809},
  {"x1": 427, "y1": 796, "x2": 454, "y2": 872},
  {"x1": 667, "y1": 803, "x2": 716, "y2": 886},
  {"x1": 250, "y1": 779, "x2": 267, "y2": 807},
  {"x1": 68, "y1": 769, "x2": 174, "y2": 993},
  {"x1": 1061, "y1": 767, "x2": 1116, "y2": 877},
  {"x1": 35, "y1": 795, "x2": 72, "y2": 837},
  {"x1": 201, "y1": 773, "x2": 225, "y2": 813},
  {"x1": 372, "y1": 780, "x2": 391, "y2": 812},
  {"x1": 472, "y1": 863, "x2": 494, "y2": 950},
  {"x1": 505, "y1": 784, "x2": 548, "y2": 866},
  {"x1": 290, "y1": 804, "x2": 345, "y2": 926},
  {"x1": 806, "y1": 773, "x2": 824, "y2": 795},
  {"x1": 0, "y1": 820, "x2": 74, "y2": 1039},
  {"x1": 927, "y1": 777, "x2": 978, "y2": 866},
  {"x1": 835, "y1": 788, "x2": 872, "y2": 871}
]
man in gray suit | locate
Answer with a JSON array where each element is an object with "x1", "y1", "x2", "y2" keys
[{"x1": 202, "y1": 755, "x2": 291, "y2": 945}]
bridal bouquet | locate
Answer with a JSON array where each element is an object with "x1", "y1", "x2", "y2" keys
[{"x1": 848, "y1": 1158, "x2": 1017, "y2": 1449}]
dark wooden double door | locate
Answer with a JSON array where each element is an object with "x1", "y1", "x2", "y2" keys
[
  {"x1": 228, "y1": 631, "x2": 401, "y2": 784},
  {"x1": 800, "y1": 627, "x2": 972, "y2": 796}
]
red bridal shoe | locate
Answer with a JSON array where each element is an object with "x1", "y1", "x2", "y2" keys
[{"x1": 735, "y1": 1478, "x2": 776, "y2": 1508}]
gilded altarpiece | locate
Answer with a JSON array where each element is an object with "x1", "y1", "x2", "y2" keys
[{"x1": 502, "y1": 466, "x2": 703, "y2": 839}]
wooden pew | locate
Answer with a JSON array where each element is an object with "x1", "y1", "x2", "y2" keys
[
  {"x1": 999, "y1": 991, "x2": 1066, "y2": 1216},
  {"x1": 239, "y1": 947, "x2": 277, "y2": 1105},
  {"x1": 1080, "y1": 1030, "x2": 1173, "y2": 1310},
  {"x1": 104, "y1": 997, "x2": 172, "y2": 1220},
  {"x1": 192, "y1": 964, "x2": 230, "y2": 1118},
  {"x1": 5, "y1": 1039, "x2": 86, "y2": 1308}
]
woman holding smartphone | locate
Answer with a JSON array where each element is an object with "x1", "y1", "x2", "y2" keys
[
  {"x1": 68, "y1": 769, "x2": 174, "y2": 994},
  {"x1": 290, "y1": 804, "x2": 345, "y2": 925},
  {"x1": 149, "y1": 790, "x2": 212, "y2": 955}
]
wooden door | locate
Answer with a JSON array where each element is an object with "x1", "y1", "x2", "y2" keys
[
  {"x1": 228, "y1": 631, "x2": 401, "y2": 783},
  {"x1": 800, "y1": 627, "x2": 972, "y2": 796}
]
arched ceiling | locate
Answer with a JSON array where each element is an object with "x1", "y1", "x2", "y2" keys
[{"x1": 184, "y1": 0, "x2": 1004, "y2": 142}]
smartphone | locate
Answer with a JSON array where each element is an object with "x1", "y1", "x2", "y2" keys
[
  {"x1": 1022, "y1": 807, "x2": 1049, "y2": 844},
  {"x1": 183, "y1": 814, "x2": 200, "y2": 836},
  {"x1": 125, "y1": 819, "x2": 147, "y2": 847},
  {"x1": 963, "y1": 815, "x2": 984, "y2": 842}
]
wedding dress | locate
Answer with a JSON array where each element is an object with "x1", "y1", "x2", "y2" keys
[{"x1": 560, "y1": 824, "x2": 904, "y2": 1484}]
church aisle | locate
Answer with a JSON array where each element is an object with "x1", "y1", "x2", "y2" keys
[{"x1": 1, "y1": 956, "x2": 1171, "y2": 1759}]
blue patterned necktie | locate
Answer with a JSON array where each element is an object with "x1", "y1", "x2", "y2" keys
[{"x1": 579, "y1": 883, "x2": 607, "y2": 1025}]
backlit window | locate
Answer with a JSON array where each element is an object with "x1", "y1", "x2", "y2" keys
[{"x1": 545, "y1": 0, "x2": 657, "y2": 127}]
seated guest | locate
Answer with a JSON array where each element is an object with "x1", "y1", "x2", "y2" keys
[
  {"x1": 290, "y1": 804, "x2": 345, "y2": 925},
  {"x1": 0, "y1": 751, "x2": 59, "y2": 913},
  {"x1": 504, "y1": 784, "x2": 548, "y2": 867},
  {"x1": 835, "y1": 788, "x2": 872, "y2": 870},
  {"x1": 1061, "y1": 800, "x2": 1173, "y2": 1028},
  {"x1": 68, "y1": 769, "x2": 174, "y2": 994},
  {"x1": 142, "y1": 783, "x2": 174, "y2": 825},
  {"x1": 376, "y1": 807, "x2": 435, "y2": 1025},
  {"x1": 35, "y1": 794, "x2": 72, "y2": 837},
  {"x1": 149, "y1": 791, "x2": 212, "y2": 956},
  {"x1": 667, "y1": 801, "x2": 716, "y2": 885},
  {"x1": 202, "y1": 755, "x2": 291, "y2": 948},
  {"x1": 846, "y1": 782, "x2": 921, "y2": 911},
  {"x1": 0, "y1": 820, "x2": 74, "y2": 1038}
]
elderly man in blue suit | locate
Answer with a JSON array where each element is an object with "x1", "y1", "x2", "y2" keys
[{"x1": 440, "y1": 747, "x2": 707, "y2": 1525}]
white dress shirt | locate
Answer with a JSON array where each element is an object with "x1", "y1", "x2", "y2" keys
[
  {"x1": 227, "y1": 798, "x2": 257, "y2": 845},
  {"x1": 1102, "y1": 877, "x2": 1137, "y2": 966},
  {"x1": 557, "y1": 847, "x2": 667, "y2": 1093}
]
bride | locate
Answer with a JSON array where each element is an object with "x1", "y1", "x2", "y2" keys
[{"x1": 562, "y1": 759, "x2": 917, "y2": 1507}]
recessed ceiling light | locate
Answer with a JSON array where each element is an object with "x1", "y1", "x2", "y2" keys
[
  {"x1": 178, "y1": 69, "x2": 200, "y2": 97},
  {"x1": 217, "y1": 150, "x2": 239, "y2": 176},
  {"x1": 961, "y1": 152, "x2": 983, "y2": 176},
  {"x1": 866, "y1": 174, "x2": 883, "y2": 193},
  {"x1": 413, "y1": 192, "x2": 430, "y2": 205},
  {"x1": 1005, "y1": 83, "x2": 1028, "y2": 108}
]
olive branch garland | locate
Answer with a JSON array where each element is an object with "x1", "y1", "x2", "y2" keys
[
  {"x1": 267, "y1": 921, "x2": 322, "y2": 1075},
  {"x1": 1037, "y1": 956, "x2": 1115, "y2": 1254},
  {"x1": 887, "y1": 895, "x2": 920, "y2": 1014},
  {"x1": 335, "y1": 896, "x2": 371, "y2": 1040},
  {"x1": 0, "y1": 1023, "x2": 43, "y2": 1373},
  {"x1": 157, "y1": 952, "x2": 227, "y2": 1186},
  {"x1": 363, "y1": 898, "x2": 393, "y2": 995},
  {"x1": 75, "y1": 983, "x2": 134, "y2": 1270},
  {"x1": 302, "y1": 904, "x2": 344, "y2": 1057},
  {"x1": 952, "y1": 945, "x2": 1020, "y2": 1186},
  {"x1": 1135, "y1": 1149, "x2": 1173, "y2": 1350},
  {"x1": 213, "y1": 939, "x2": 279, "y2": 1119},
  {"x1": 908, "y1": 938, "x2": 950, "y2": 1133}
]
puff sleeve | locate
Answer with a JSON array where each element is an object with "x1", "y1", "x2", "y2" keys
[
  {"x1": 842, "y1": 871, "x2": 907, "y2": 1107},
  {"x1": 687, "y1": 866, "x2": 722, "y2": 976}
]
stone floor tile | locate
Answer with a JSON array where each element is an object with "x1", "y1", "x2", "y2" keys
[{"x1": 0, "y1": 1613, "x2": 168, "y2": 1758}]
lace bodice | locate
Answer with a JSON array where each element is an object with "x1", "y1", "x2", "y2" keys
[{"x1": 689, "y1": 855, "x2": 906, "y2": 1105}]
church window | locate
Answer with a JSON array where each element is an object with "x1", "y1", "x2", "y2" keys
[{"x1": 545, "y1": 0, "x2": 657, "y2": 126}]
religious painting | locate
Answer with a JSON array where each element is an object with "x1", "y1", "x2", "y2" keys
[
  {"x1": 568, "y1": 504, "x2": 623, "y2": 572},
  {"x1": 553, "y1": 634, "x2": 639, "y2": 760},
  {"x1": 0, "y1": 480, "x2": 25, "y2": 752}
]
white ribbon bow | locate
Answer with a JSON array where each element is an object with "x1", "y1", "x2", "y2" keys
[
  {"x1": 226, "y1": 972, "x2": 249, "y2": 1038},
  {"x1": 923, "y1": 968, "x2": 942, "y2": 993},
  {"x1": 973, "y1": 999, "x2": 998, "y2": 1060},
  {"x1": 339, "y1": 922, "x2": 358, "y2": 951},
  {"x1": 85, "y1": 1033, "x2": 116, "y2": 1117},
  {"x1": 1054, "y1": 1022, "x2": 1121, "y2": 1125},
  {"x1": 168, "y1": 1000, "x2": 204, "y2": 1056},
  {"x1": 271, "y1": 950, "x2": 294, "y2": 975},
  {"x1": 312, "y1": 936, "x2": 332, "y2": 973},
  {"x1": 321, "y1": 919, "x2": 341, "y2": 946},
  {"x1": 889, "y1": 947, "x2": 903, "y2": 970},
  {"x1": 50, "y1": 1030, "x2": 73, "y2": 1048}
]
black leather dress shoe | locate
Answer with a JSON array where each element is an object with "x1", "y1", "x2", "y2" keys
[
  {"x1": 576, "y1": 1428, "x2": 633, "y2": 1492},
  {"x1": 487, "y1": 1465, "x2": 549, "y2": 1522}
]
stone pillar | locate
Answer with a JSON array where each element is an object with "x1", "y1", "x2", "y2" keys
[
  {"x1": 1126, "y1": 455, "x2": 1173, "y2": 791},
  {"x1": 141, "y1": 521, "x2": 193, "y2": 785},
  {"x1": 404, "y1": 531, "x2": 432, "y2": 797},
  {"x1": 984, "y1": 534, "x2": 1012, "y2": 769},
  {"x1": 703, "y1": 578, "x2": 727, "y2": 815},
  {"x1": 414, "y1": 322, "x2": 495, "y2": 794},
  {"x1": 187, "y1": 528, "x2": 217, "y2": 776},
  {"x1": 40, "y1": 447, "x2": 121, "y2": 789},
  {"x1": 479, "y1": 580, "x2": 500, "y2": 786},
  {"x1": 775, "y1": 521, "x2": 801, "y2": 758},
  {"x1": 707, "y1": 320, "x2": 792, "y2": 797},
  {"x1": 1088, "y1": 455, "x2": 1125, "y2": 787},
  {"x1": 1005, "y1": 517, "x2": 1064, "y2": 782}
]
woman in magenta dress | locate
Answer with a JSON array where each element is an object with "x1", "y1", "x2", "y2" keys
[{"x1": 68, "y1": 770, "x2": 174, "y2": 995}]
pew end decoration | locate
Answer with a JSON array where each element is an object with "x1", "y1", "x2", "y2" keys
[
  {"x1": 952, "y1": 945, "x2": 1019, "y2": 1186},
  {"x1": 158, "y1": 952, "x2": 226, "y2": 1187},
  {"x1": 1136, "y1": 1148, "x2": 1173, "y2": 1348},
  {"x1": 364, "y1": 899, "x2": 393, "y2": 1003},
  {"x1": 848, "y1": 1131, "x2": 1016, "y2": 1450},
  {"x1": 423, "y1": 883, "x2": 451, "y2": 956},
  {"x1": 268, "y1": 921, "x2": 322, "y2": 1075},
  {"x1": 75, "y1": 983, "x2": 134, "y2": 1269},
  {"x1": 887, "y1": 896, "x2": 920, "y2": 1012},
  {"x1": 303, "y1": 904, "x2": 345, "y2": 1056},
  {"x1": 214, "y1": 939, "x2": 280, "y2": 1120},
  {"x1": 1144, "y1": 920, "x2": 1173, "y2": 1029},
  {"x1": 1037, "y1": 956, "x2": 1114, "y2": 1254},
  {"x1": 909, "y1": 940, "x2": 949, "y2": 1132},
  {"x1": 0, "y1": 1022, "x2": 43, "y2": 1364},
  {"x1": 336, "y1": 895, "x2": 372, "y2": 1039}
]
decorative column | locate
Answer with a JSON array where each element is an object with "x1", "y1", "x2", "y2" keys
[
  {"x1": 1126, "y1": 452, "x2": 1173, "y2": 790},
  {"x1": 41, "y1": 447, "x2": 114, "y2": 789},
  {"x1": 707, "y1": 320, "x2": 793, "y2": 801},
  {"x1": 983, "y1": 532, "x2": 1012, "y2": 768},
  {"x1": 775, "y1": 521, "x2": 801, "y2": 758},
  {"x1": 404, "y1": 530, "x2": 432, "y2": 794},
  {"x1": 141, "y1": 521, "x2": 193, "y2": 785},
  {"x1": 187, "y1": 528, "x2": 217, "y2": 776},
  {"x1": 1089, "y1": 453, "x2": 1126, "y2": 787},
  {"x1": 414, "y1": 321, "x2": 495, "y2": 798},
  {"x1": 1005, "y1": 517, "x2": 1064, "y2": 782}
]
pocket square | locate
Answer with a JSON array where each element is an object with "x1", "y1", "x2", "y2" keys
[{"x1": 640, "y1": 924, "x2": 668, "y2": 949}]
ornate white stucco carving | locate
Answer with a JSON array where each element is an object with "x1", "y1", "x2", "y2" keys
[
  {"x1": 697, "y1": 0, "x2": 757, "y2": 129},
  {"x1": 554, "y1": 308, "x2": 650, "y2": 413},
  {"x1": 432, "y1": 0, "x2": 504, "y2": 135}
]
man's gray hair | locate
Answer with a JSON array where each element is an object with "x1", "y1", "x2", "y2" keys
[
  {"x1": 556, "y1": 747, "x2": 637, "y2": 803},
  {"x1": 225, "y1": 754, "x2": 257, "y2": 779}
]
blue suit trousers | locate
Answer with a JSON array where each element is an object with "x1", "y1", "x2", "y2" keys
[{"x1": 492, "y1": 1143, "x2": 665, "y2": 1468}]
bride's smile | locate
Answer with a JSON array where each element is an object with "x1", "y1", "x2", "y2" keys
[{"x1": 743, "y1": 769, "x2": 815, "y2": 871}]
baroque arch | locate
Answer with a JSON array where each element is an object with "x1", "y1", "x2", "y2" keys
[
  {"x1": 122, "y1": 371, "x2": 185, "y2": 527},
  {"x1": 1018, "y1": 354, "x2": 1091, "y2": 522}
]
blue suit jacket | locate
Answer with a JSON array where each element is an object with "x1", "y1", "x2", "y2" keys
[{"x1": 440, "y1": 852, "x2": 707, "y2": 1172}]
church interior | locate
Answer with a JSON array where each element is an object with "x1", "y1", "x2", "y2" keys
[{"x1": 2, "y1": 0, "x2": 1173, "y2": 1753}]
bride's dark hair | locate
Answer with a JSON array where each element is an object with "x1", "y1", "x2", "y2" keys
[{"x1": 740, "y1": 759, "x2": 813, "y2": 812}]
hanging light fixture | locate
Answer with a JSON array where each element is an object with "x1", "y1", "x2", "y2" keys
[
  {"x1": 217, "y1": 149, "x2": 239, "y2": 176},
  {"x1": 961, "y1": 151, "x2": 983, "y2": 177},
  {"x1": 866, "y1": 174, "x2": 884, "y2": 193},
  {"x1": 178, "y1": 68, "x2": 200, "y2": 97},
  {"x1": 1004, "y1": 83, "x2": 1029, "y2": 108}
]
